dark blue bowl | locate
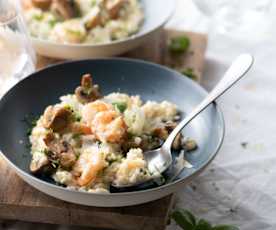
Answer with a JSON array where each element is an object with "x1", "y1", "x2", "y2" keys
[{"x1": 0, "y1": 58, "x2": 224, "y2": 207}]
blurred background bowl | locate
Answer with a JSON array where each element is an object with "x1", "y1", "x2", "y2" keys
[{"x1": 30, "y1": 0, "x2": 176, "y2": 59}]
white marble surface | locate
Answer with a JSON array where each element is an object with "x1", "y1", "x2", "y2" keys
[
  {"x1": 168, "y1": 0, "x2": 276, "y2": 229},
  {"x1": 1, "y1": 0, "x2": 276, "y2": 229}
]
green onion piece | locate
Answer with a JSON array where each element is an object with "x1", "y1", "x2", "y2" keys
[
  {"x1": 33, "y1": 14, "x2": 43, "y2": 21},
  {"x1": 48, "y1": 19, "x2": 57, "y2": 28},
  {"x1": 112, "y1": 102, "x2": 127, "y2": 113}
]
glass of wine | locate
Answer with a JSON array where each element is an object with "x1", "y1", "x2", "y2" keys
[{"x1": 0, "y1": 0, "x2": 36, "y2": 97}]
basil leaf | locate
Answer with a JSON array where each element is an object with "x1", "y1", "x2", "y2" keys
[
  {"x1": 195, "y1": 219, "x2": 212, "y2": 230},
  {"x1": 169, "y1": 36, "x2": 190, "y2": 54},
  {"x1": 212, "y1": 225, "x2": 240, "y2": 230},
  {"x1": 112, "y1": 102, "x2": 127, "y2": 113},
  {"x1": 171, "y1": 209, "x2": 197, "y2": 230}
]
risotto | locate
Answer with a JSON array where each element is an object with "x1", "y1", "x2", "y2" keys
[
  {"x1": 29, "y1": 74, "x2": 194, "y2": 193},
  {"x1": 23, "y1": 0, "x2": 144, "y2": 44}
]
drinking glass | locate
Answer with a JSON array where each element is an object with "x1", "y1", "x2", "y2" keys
[
  {"x1": 192, "y1": 0, "x2": 273, "y2": 41},
  {"x1": 0, "y1": 0, "x2": 36, "y2": 97}
]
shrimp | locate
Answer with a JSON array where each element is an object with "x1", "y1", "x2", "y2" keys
[
  {"x1": 82, "y1": 100, "x2": 127, "y2": 143},
  {"x1": 82, "y1": 101, "x2": 112, "y2": 125},
  {"x1": 74, "y1": 151, "x2": 107, "y2": 186},
  {"x1": 92, "y1": 111, "x2": 127, "y2": 143},
  {"x1": 68, "y1": 122, "x2": 92, "y2": 135}
]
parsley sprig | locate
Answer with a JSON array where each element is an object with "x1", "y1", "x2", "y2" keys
[
  {"x1": 169, "y1": 36, "x2": 190, "y2": 54},
  {"x1": 171, "y1": 209, "x2": 239, "y2": 230}
]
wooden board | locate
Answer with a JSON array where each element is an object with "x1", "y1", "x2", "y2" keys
[
  {"x1": 37, "y1": 30, "x2": 207, "y2": 82},
  {"x1": 0, "y1": 29, "x2": 207, "y2": 230}
]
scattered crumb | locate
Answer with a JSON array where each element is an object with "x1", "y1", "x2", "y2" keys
[
  {"x1": 241, "y1": 142, "x2": 248, "y2": 149},
  {"x1": 209, "y1": 168, "x2": 215, "y2": 173},
  {"x1": 212, "y1": 182, "x2": 220, "y2": 191},
  {"x1": 190, "y1": 184, "x2": 197, "y2": 191},
  {"x1": 229, "y1": 207, "x2": 238, "y2": 213}
]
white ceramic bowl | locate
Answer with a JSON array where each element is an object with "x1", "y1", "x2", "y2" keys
[{"x1": 31, "y1": 0, "x2": 176, "y2": 59}]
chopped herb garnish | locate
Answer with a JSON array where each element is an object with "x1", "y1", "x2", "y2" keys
[
  {"x1": 73, "y1": 113, "x2": 82, "y2": 122},
  {"x1": 22, "y1": 114, "x2": 39, "y2": 137},
  {"x1": 64, "y1": 105, "x2": 81, "y2": 122},
  {"x1": 33, "y1": 14, "x2": 43, "y2": 21},
  {"x1": 72, "y1": 133, "x2": 81, "y2": 140},
  {"x1": 169, "y1": 36, "x2": 190, "y2": 54},
  {"x1": 112, "y1": 102, "x2": 127, "y2": 113},
  {"x1": 27, "y1": 128, "x2": 32, "y2": 136},
  {"x1": 25, "y1": 143, "x2": 32, "y2": 150},
  {"x1": 48, "y1": 18, "x2": 57, "y2": 28},
  {"x1": 181, "y1": 68, "x2": 198, "y2": 81},
  {"x1": 75, "y1": 152, "x2": 81, "y2": 160},
  {"x1": 90, "y1": 0, "x2": 97, "y2": 7}
]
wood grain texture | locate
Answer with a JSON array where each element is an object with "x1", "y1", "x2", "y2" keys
[
  {"x1": 37, "y1": 30, "x2": 207, "y2": 82},
  {"x1": 0, "y1": 29, "x2": 207, "y2": 230}
]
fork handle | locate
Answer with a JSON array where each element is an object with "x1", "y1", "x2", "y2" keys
[{"x1": 162, "y1": 54, "x2": 254, "y2": 152}]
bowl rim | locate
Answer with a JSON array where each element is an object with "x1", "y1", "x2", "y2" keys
[
  {"x1": 31, "y1": 0, "x2": 176, "y2": 48},
  {"x1": 0, "y1": 57, "x2": 225, "y2": 197}
]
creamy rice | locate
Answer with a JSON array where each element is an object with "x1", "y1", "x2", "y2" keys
[{"x1": 29, "y1": 74, "x2": 189, "y2": 193}]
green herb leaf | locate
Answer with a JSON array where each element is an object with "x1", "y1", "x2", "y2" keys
[
  {"x1": 169, "y1": 36, "x2": 190, "y2": 54},
  {"x1": 48, "y1": 18, "x2": 57, "y2": 28},
  {"x1": 64, "y1": 105, "x2": 81, "y2": 122},
  {"x1": 22, "y1": 114, "x2": 39, "y2": 137},
  {"x1": 33, "y1": 14, "x2": 43, "y2": 21},
  {"x1": 212, "y1": 225, "x2": 240, "y2": 230},
  {"x1": 195, "y1": 219, "x2": 212, "y2": 230},
  {"x1": 171, "y1": 209, "x2": 197, "y2": 230},
  {"x1": 181, "y1": 68, "x2": 198, "y2": 81},
  {"x1": 112, "y1": 102, "x2": 127, "y2": 113}
]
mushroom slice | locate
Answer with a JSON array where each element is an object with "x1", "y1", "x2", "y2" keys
[
  {"x1": 105, "y1": 0, "x2": 127, "y2": 19},
  {"x1": 30, "y1": 154, "x2": 50, "y2": 173},
  {"x1": 83, "y1": 7, "x2": 101, "y2": 30},
  {"x1": 172, "y1": 133, "x2": 182, "y2": 150},
  {"x1": 42, "y1": 106, "x2": 72, "y2": 132},
  {"x1": 31, "y1": 0, "x2": 52, "y2": 10},
  {"x1": 44, "y1": 133, "x2": 77, "y2": 168},
  {"x1": 164, "y1": 121, "x2": 183, "y2": 150},
  {"x1": 153, "y1": 127, "x2": 169, "y2": 140},
  {"x1": 44, "y1": 132, "x2": 67, "y2": 153},
  {"x1": 75, "y1": 74, "x2": 101, "y2": 104},
  {"x1": 51, "y1": 0, "x2": 78, "y2": 20}
]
